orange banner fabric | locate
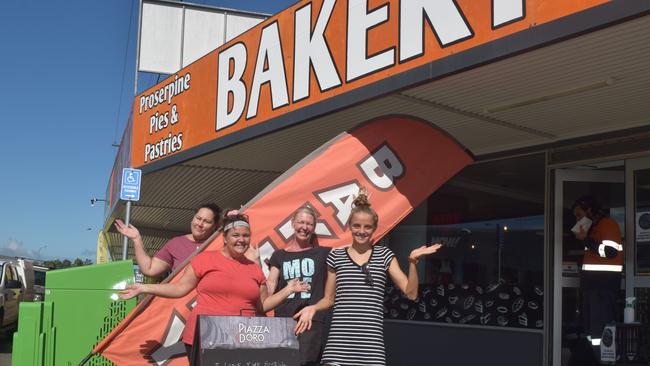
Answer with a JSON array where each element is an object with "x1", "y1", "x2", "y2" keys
[{"x1": 97, "y1": 115, "x2": 473, "y2": 365}]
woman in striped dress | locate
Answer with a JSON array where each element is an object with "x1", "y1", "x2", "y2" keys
[{"x1": 294, "y1": 191, "x2": 441, "y2": 365}]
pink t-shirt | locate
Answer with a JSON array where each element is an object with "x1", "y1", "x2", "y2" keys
[
  {"x1": 182, "y1": 251, "x2": 266, "y2": 345},
  {"x1": 154, "y1": 235, "x2": 203, "y2": 271}
]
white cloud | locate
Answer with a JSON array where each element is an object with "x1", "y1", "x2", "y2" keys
[{"x1": 0, "y1": 238, "x2": 41, "y2": 259}]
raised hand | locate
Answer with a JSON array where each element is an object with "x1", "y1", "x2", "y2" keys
[
  {"x1": 119, "y1": 283, "x2": 144, "y2": 300},
  {"x1": 355, "y1": 186, "x2": 370, "y2": 200},
  {"x1": 225, "y1": 209, "x2": 240, "y2": 217},
  {"x1": 114, "y1": 219, "x2": 141, "y2": 240},
  {"x1": 409, "y1": 243, "x2": 443, "y2": 262}
]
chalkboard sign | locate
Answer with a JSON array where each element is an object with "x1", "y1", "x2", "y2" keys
[{"x1": 192, "y1": 316, "x2": 300, "y2": 366}]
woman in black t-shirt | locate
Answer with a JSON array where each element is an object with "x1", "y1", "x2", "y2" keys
[{"x1": 267, "y1": 206, "x2": 329, "y2": 366}]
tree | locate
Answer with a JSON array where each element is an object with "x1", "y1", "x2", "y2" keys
[{"x1": 42, "y1": 258, "x2": 95, "y2": 269}]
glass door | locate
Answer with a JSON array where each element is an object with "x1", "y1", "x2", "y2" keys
[
  {"x1": 553, "y1": 168, "x2": 625, "y2": 366},
  {"x1": 625, "y1": 157, "x2": 650, "y2": 323}
]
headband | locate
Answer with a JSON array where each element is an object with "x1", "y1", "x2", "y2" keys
[{"x1": 223, "y1": 220, "x2": 250, "y2": 232}]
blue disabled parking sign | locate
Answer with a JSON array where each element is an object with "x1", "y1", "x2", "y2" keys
[{"x1": 120, "y1": 168, "x2": 142, "y2": 201}]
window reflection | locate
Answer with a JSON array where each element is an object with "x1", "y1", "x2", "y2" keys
[{"x1": 384, "y1": 154, "x2": 545, "y2": 329}]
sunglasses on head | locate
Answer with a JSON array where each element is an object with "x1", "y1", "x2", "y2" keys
[{"x1": 361, "y1": 263, "x2": 374, "y2": 287}]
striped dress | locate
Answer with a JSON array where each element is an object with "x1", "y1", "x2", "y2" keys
[{"x1": 322, "y1": 245, "x2": 395, "y2": 366}]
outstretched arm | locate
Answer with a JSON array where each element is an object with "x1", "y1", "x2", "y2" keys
[
  {"x1": 260, "y1": 278, "x2": 311, "y2": 312},
  {"x1": 293, "y1": 267, "x2": 336, "y2": 334},
  {"x1": 119, "y1": 265, "x2": 199, "y2": 299},
  {"x1": 388, "y1": 244, "x2": 442, "y2": 300},
  {"x1": 115, "y1": 219, "x2": 171, "y2": 277}
]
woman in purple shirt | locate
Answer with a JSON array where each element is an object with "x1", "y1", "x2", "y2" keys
[{"x1": 115, "y1": 203, "x2": 221, "y2": 276}]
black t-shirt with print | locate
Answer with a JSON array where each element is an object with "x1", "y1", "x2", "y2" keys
[{"x1": 269, "y1": 246, "x2": 330, "y2": 321}]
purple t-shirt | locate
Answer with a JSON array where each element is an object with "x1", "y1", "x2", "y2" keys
[{"x1": 154, "y1": 235, "x2": 204, "y2": 271}]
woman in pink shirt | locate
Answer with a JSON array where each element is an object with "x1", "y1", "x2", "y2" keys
[
  {"x1": 119, "y1": 212, "x2": 309, "y2": 360},
  {"x1": 115, "y1": 203, "x2": 222, "y2": 276}
]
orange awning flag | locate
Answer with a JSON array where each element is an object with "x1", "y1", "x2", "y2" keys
[{"x1": 93, "y1": 115, "x2": 473, "y2": 365}]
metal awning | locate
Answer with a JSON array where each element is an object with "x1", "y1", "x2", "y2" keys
[{"x1": 105, "y1": 14, "x2": 650, "y2": 260}]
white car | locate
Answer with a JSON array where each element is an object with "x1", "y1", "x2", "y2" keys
[
  {"x1": 0, "y1": 258, "x2": 35, "y2": 327},
  {"x1": 33, "y1": 265, "x2": 48, "y2": 301}
]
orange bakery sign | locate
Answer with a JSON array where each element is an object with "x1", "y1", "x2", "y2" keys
[{"x1": 131, "y1": 0, "x2": 611, "y2": 167}]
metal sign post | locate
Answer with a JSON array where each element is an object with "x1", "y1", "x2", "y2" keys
[
  {"x1": 122, "y1": 201, "x2": 132, "y2": 260},
  {"x1": 120, "y1": 168, "x2": 142, "y2": 260}
]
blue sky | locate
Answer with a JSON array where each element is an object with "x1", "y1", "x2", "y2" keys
[{"x1": 0, "y1": 0, "x2": 295, "y2": 261}]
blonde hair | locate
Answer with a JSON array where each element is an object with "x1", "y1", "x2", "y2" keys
[
  {"x1": 293, "y1": 206, "x2": 317, "y2": 223},
  {"x1": 349, "y1": 192, "x2": 378, "y2": 227}
]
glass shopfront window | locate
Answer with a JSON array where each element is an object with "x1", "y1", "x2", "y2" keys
[{"x1": 383, "y1": 154, "x2": 545, "y2": 329}]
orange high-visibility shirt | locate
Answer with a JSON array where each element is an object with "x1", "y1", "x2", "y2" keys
[{"x1": 583, "y1": 217, "x2": 623, "y2": 272}]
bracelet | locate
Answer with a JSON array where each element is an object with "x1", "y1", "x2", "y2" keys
[{"x1": 408, "y1": 256, "x2": 419, "y2": 264}]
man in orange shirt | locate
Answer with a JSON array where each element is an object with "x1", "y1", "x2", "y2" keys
[{"x1": 572, "y1": 195, "x2": 623, "y2": 355}]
